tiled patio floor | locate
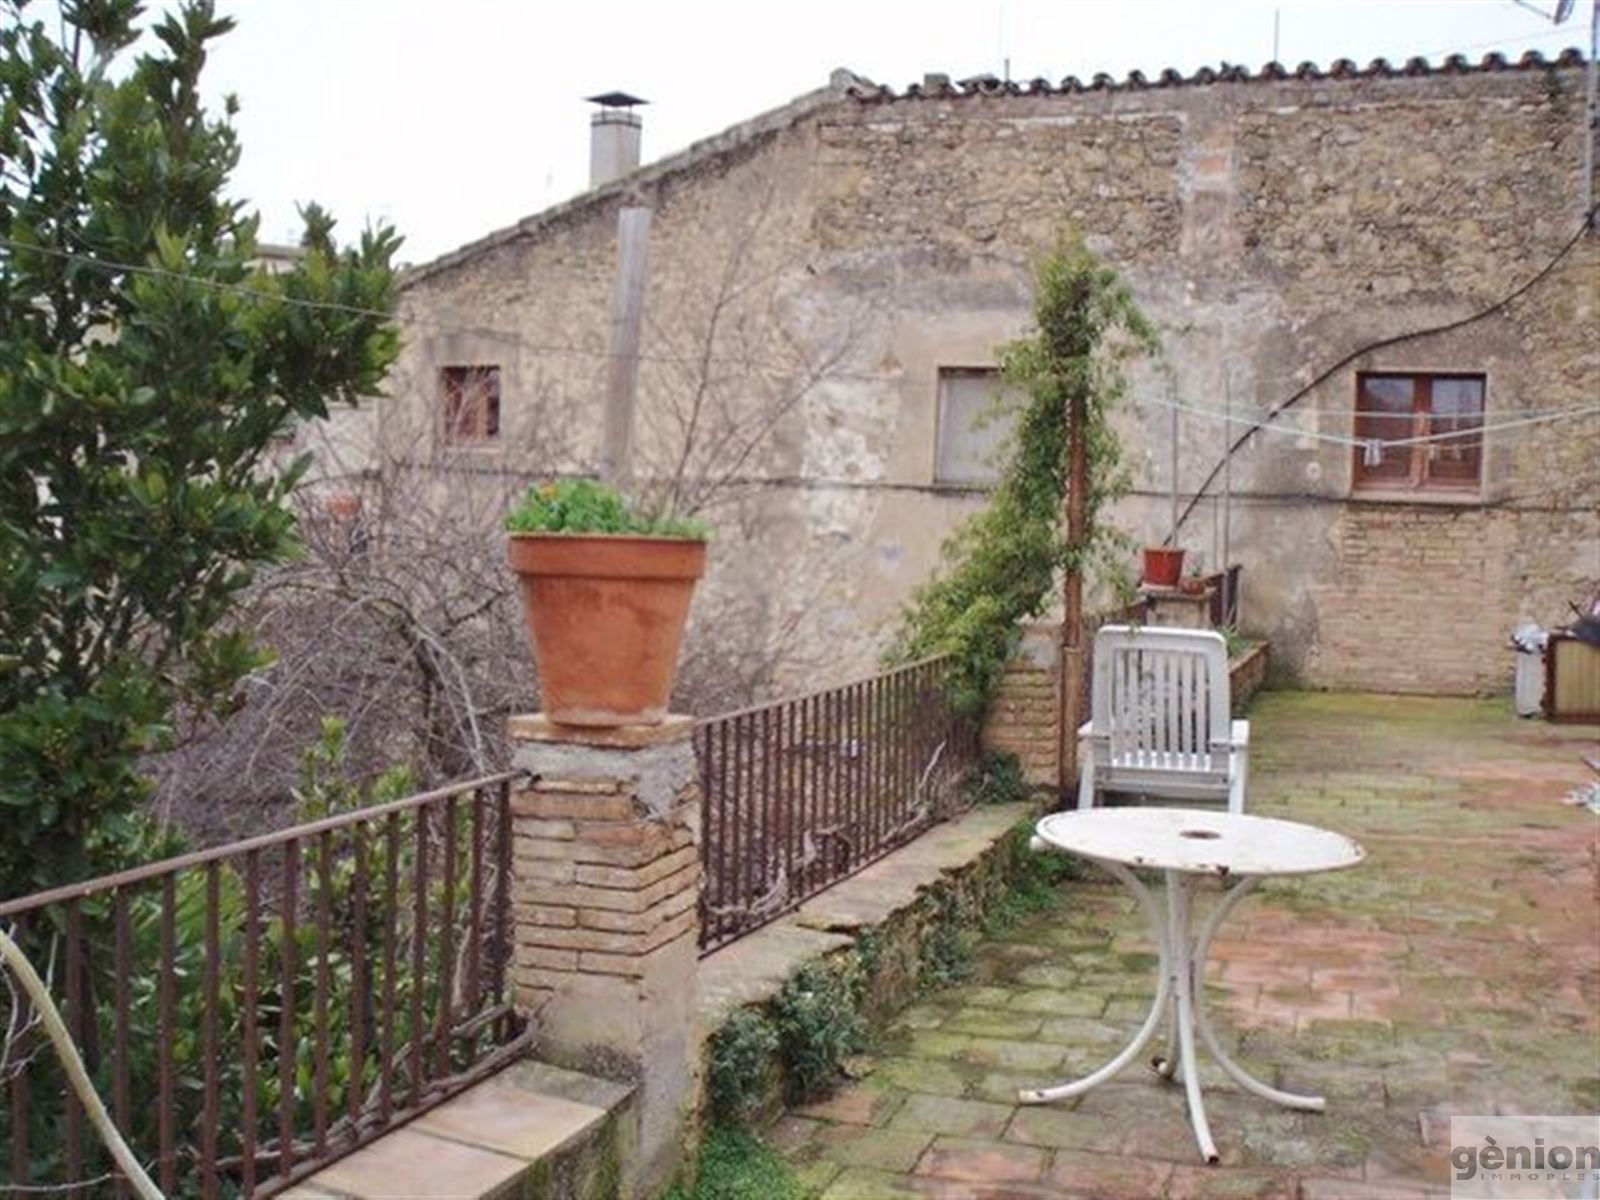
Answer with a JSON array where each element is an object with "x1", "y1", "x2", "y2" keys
[{"x1": 773, "y1": 692, "x2": 1599, "y2": 1198}]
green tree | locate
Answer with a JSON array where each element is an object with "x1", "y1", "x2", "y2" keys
[
  {"x1": 888, "y1": 235, "x2": 1156, "y2": 713},
  {"x1": 0, "y1": 0, "x2": 400, "y2": 896}
]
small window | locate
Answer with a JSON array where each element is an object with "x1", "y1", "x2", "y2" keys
[
  {"x1": 935, "y1": 367, "x2": 1019, "y2": 487},
  {"x1": 441, "y1": 365, "x2": 501, "y2": 444},
  {"x1": 1353, "y1": 372, "x2": 1484, "y2": 493}
]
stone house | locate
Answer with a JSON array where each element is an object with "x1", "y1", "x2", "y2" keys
[{"x1": 367, "y1": 49, "x2": 1598, "y2": 700}]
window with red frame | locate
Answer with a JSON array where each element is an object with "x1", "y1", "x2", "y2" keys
[
  {"x1": 1353, "y1": 372, "x2": 1484, "y2": 493},
  {"x1": 441, "y1": 365, "x2": 501, "y2": 444}
]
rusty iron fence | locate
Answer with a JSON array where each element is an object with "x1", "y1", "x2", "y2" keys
[
  {"x1": 0, "y1": 772, "x2": 526, "y2": 1198},
  {"x1": 695, "y1": 657, "x2": 980, "y2": 955}
]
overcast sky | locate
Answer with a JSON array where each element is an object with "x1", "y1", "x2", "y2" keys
[{"x1": 197, "y1": 0, "x2": 1587, "y2": 264}]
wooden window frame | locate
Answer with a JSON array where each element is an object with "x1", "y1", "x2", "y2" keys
[
  {"x1": 1351, "y1": 371, "x2": 1485, "y2": 497},
  {"x1": 440, "y1": 365, "x2": 502, "y2": 446}
]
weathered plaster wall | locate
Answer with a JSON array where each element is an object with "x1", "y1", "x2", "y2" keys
[{"x1": 384, "y1": 60, "x2": 1598, "y2": 700}]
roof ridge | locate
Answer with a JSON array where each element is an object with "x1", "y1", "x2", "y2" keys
[
  {"x1": 848, "y1": 47, "x2": 1585, "y2": 102},
  {"x1": 400, "y1": 48, "x2": 1583, "y2": 287}
]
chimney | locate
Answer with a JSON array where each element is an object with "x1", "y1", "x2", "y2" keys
[{"x1": 586, "y1": 92, "x2": 647, "y2": 188}]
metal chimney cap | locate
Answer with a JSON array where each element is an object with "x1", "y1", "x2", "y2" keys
[{"x1": 586, "y1": 91, "x2": 648, "y2": 109}]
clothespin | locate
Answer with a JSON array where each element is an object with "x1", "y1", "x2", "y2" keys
[{"x1": 1362, "y1": 439, "x2": 1383, "y2": 467}]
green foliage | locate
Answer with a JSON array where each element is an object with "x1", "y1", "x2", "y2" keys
[
  {"x1": 292, "y1": 716, "x2": 415, "y2": 821},
  {"x1": 1221, "y1": 625, "x2": 1250, "y2": 661},
  {"x1": 853, "y1": 926, "x2": 883, "y2": 980},
  {"x1": 707, "y1": 1007, "x2": 780, "y2": 1123},
  {"x1": 983, "y1": 822, "x2": 1084, "y2": 934},
  {"x1": 918, "y1": 887, "x2": 973, "y2": 989},
  {"x1": 1, "y1": 778, "x2": 482, "y2": 1190},
  {"x1": 771, "y1": 957, "x2": 867, "y2": 1103},
  {"x1": 0, "y1": 713, "x2": 465, "y2": 1191},
  {"x1": 962, "y1": 750, "x2": 1031, "y2": 806},
  {"x1": 886, "y1": 236, "x2": 1156, "y2": 715},
  {"x1": 663, "y1": 1126, "x2": 804, "y2": 1200},
  {"x1": 504, "y1": 478, "x2": 709, "y2": 540},
  {"x1": 0, "y1": 0, "x2": 399, "y2": 894}
]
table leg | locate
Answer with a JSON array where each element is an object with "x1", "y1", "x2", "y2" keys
[
  {"x1": 1169, "y1": 872, "x2": 1220, "y2": 1163},
  {"x1": 1020, "y1": 861, "x2": 1327, "y2": 1164},
  {"x1": 1191, "y1": 875, "x2": 1326, "y2": 1112},
  {"x1": 1153, "y1": 999, "x2": 1180, "y2": 1081},
  {"x1": 1017, "y1": 859, "x2": 1172, "y2": 1105}
]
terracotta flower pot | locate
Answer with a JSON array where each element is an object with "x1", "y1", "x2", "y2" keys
[
  {"x1": 1142, "y1": 546, "x2": 1186, "y2": 588},
  {"x1": 508, "y1": 534, "x2": 707, "y2": 726}
]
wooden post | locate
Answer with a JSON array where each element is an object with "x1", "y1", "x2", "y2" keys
[
  {"x1": 1058, "y1": 387, "x2": 1089, "y2": 805},
  {"x1": 599, "y1": 205, "x2": 652, "y2": 486}
]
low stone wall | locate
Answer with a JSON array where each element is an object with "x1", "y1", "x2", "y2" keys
[
  {"x1": 1230, "y1": 641, "x2": 1271, "y2": 715},
  {"x1": 695, "y1": 801, "x2": 1038, "y2": 1129}
]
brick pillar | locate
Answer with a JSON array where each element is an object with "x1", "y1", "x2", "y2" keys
[
  {"x1": 507, "y1": 713, "x2": 702, "y2": 1199},
  {"x1": 980, "y1": 621, "x2": 1063, "y2": 790}
]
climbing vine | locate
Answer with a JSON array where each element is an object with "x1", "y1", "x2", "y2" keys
[{"x1": 886, "y1": 235, "x2": 1158, "y2": 714}]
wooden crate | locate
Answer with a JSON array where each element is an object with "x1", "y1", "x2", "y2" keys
[{"x1": 1543, "y1": 633, "x2": 1600, "y2": 723}]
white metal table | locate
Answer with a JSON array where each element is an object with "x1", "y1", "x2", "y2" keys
[{"x1": 1020, "y1": 807, "x2": 1365, "y2": 1164}]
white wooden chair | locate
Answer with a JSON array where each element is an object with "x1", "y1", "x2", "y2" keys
[{"x1": 1078, "y1": 625, "x2": 1249, "y2": 813}]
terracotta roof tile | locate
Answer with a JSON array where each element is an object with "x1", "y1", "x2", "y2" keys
[{"x1": 853, "y1": 48, "x2": 1583, "y2": 104}]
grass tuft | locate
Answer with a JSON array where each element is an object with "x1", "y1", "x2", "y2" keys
[{"x1": 663, "y1": 1125, "x2": 804, "y2": 1200}]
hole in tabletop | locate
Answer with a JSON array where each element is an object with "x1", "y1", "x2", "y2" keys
[{"x1": 1179, "y1": 829, "x2": 1221, "y2": 840}]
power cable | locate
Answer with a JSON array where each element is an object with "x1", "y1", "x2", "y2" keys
[
  {"x1": 1166, "y1": 203, "x2": 1599, "y2": 541},
  {"x1": 6, "y1": 223, "x2": 1597, "y2": 462}
]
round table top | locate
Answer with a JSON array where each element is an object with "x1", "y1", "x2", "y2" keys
[{"x1": 1034, "y1": 807, "x2": 1365, "y2": 878}]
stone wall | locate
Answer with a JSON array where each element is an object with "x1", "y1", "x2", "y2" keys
[
  {"x1": 696, "y1": 802, "x2": 1037, "y2": 1130},
  {"x1": 382, "y1": 56, "x2": 1598, "y2": 701}
]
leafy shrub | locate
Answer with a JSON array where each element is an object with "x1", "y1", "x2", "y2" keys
[
  {"x1": 0, "y1": 722, "x2": 473, "y2": 1192},
  {"x1": 504, "y1": 479, "x2": 708, "y2": 539},
  {"x1": 918, "y1": 887, "x2": 973, "y2": 989},
  {"x1": 707, "y1": 1008, "x2": 780, "y2": 1122},
  {"x1": 292, "y1": 716, "x2": 414, "y2": 820},
  {"x1": 0, "y1": 1, "x2": 399, "y2": 900},
  {"x1": 772, "y1": 958, "x2": 866, "y2": 1103},
  {"x1": 983, "y1": 822, "x2": 1085, "y2": 933},
  {"x1": 963, "y1": 750, "x2": 1031, "y2": 806}
]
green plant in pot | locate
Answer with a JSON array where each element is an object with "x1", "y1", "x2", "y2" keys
[{"x1": 505, "y1": 480, "x2": 708, "y2": 726}]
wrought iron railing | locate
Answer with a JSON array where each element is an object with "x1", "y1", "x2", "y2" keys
[
  {"x1": 0, "y1": 772, "x2": 525, "y2": 1198},
  {"x1": 695, "y1": 657, "x2": 980, "y2": 954}
]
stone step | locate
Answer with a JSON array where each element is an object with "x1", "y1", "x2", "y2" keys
[{"x1": 289, "y1": 1060, "x2": 634, "y2": 1199}]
